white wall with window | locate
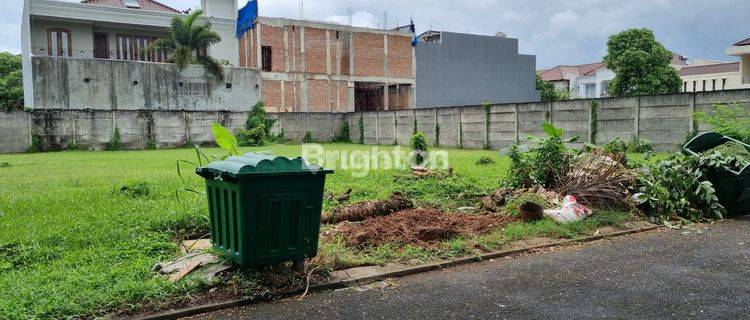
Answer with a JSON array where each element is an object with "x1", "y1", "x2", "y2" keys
[
  {"x1": 572, "y1": 68, "x2": 615, "y2": 98},
  {"x1": 680, "y1": 72, "x2": 741, "y2": 92}
]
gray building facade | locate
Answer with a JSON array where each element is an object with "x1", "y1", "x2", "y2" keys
[{"x1": 415, "y1": 31, "x2": 540, "y2": 108}]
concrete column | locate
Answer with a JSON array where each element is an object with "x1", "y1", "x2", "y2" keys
[
  {"x1": 434, "y1": 107, "x2": 439, "y2": 146},
  {"x1": 183, "y1": 111, "x2": 191, "y2": 144},
  {"x1": 325, "y1": 30, "x2": 331, "y2": 75},
  {"x1": 300, "y1": 26, "x2": 306, "y2": 73},
  {"x1": 548, "y1": 102, "x2": 554, "y2": 125},
  {"x1": 280, "y1": 80, "x2": 285, "y2": 112},
  {"x1": 383, "y1": 84, "x2": 389, "y2": 111},
  {"x1": 27, "y1": 112, "x2": 33, "y2": 147},
  {"x1": 283, "y1": 27, "x2": 289, "y2": 72},
  {"x1": 349, "y1": 33, "x2": 354, "y2": 76},
  {"x1": 348, "y1": 83, "x2": 355, "y2": 112},
  {"x1": 301, "y1": 79, "x2": 308, "y2": 112},
  {"x1": 458, "y1": 106, "x2": 463, "y2": 148},
  {"x1": 70, "y1": 110, "x2": 76, "y2": 144},
  {"x1": 513, "y1": 104, "x2": 519, "y2": 143},
  {"x1": 255, "y1": 24, "x2": 262, "y2": 69},
  {"x1": 393, "y1": 109, "x2": 397, "y2": 145},
  {"x1": 375, "y1": 111, "x2": 380, "y2": 144},
  {"x1": 634, "y1": 96, "x2": 641, "y2": 139},
  {"x1": 383, "y1": 35, "x2": 389, "y2": 78},
  {"x1": 688, "y1": 93, "x2": 696, "y2": 134}
]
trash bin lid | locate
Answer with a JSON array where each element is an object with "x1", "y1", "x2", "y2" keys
[{"x1": 196, "y1": 153, "x2": 333, "y2": 179}]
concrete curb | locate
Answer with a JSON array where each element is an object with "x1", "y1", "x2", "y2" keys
[{"x1": 137, "y1": 225, "x2": 661, "y2": 320}]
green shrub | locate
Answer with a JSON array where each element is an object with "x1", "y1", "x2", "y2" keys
[
  {"x1": 65, "y1": 140, "x2": 78, "y2": 151},
  {"x1": 634, "y1": 153, "x2": 725, "y2": 221},
  {"x1": 475, "y1": 156, "x2": 495, "y2": 165},
  {"x1": 235, "y1": 124, "x2": 266, "y2": 147},
  {"x1": 503, "y1": 123, "x2": 573, "y2": 189},
  {"x1": 333, "y1": 121, "x2": 351, "y2": 143},
  {"x1": 695, "y1": 103, "x2": 750, "y2": 143},
  {"x1": 602, "y1": 137, "x2": 627, "y2": 155},
  {"x1": 25, "y1": 134, "x2": 39, "y2": 153},
  {"x1": 701, "y1": 141, "x2": 750, "y2": 171},
  {"x1": 146, "y1": 139, "x2": 157, "y2": 150},
  {"x1": 246, "y1": 102, "x2": 275, "y2": 136},
  {"x1": 504, "y1": 192, "x2": 548, "y2": 217},
  {"x1": 410, "y1": 131, "x2": 430, "y2": 165},
  {"x1": 106, "y1": 128, "x2": 121, "y2": 151},
  {"x1": 303, "y1": 131, "x2": 313, "y2": 143},
  {"x1": 118, "y1": 181, "x2": 151, "y2": 198},
  {"x1": 0, "y1": 162, "x2": 10, "y2": 168},
  {"x1": 589, "y1": 100, "x2": 598, "y2": 144},
  {"x1": 434, "y1": 123, "x2": 440, "y2": 148}
]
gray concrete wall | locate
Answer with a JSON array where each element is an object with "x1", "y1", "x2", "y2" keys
[
  {"x1": 31, "y1": 56, "x2": 260, "y2": 111},
  {"x1": 2, "y1": 90, "x2": 748, "y2": 153},
  {"x1": 415, "y1": 32, "x2": 540, "y2": 108}
]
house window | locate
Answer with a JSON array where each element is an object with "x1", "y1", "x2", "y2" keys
[
  {"x1": 584, "y1": 84, "x2": 596, "y2": 98},
  {"x1": 601, "y1": 81, "x2": 610, "y2": 97},
  {"x1": 722, "y1": 78, "x2": 727, "y2": 90},
  {"x1": 702, "y1": 80, "x2": 706, "y2": 91},
  {"x1": 712, "y1": 79, "x2": 716, "y2": 91},
  {"x1": 47, "y1": 28, "x2": 72, "y2": 57},
  {"x1": 261, "y1": 46, "x2": 272, "y2": 71},
  {"x1": 117, "y1": 34, "x2": 165, "y2": 62},
  {"x1": 683, "y1": 81, "x2": 687, "y2": 92},
  {"x1": 692, "y1": 81, "x2": 696, "y2": 92}
]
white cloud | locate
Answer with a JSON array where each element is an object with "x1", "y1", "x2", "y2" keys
[{"x1": 2, "y1": 0, "x2": 748, "y2": 69}]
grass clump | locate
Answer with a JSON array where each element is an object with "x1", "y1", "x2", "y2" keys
[
  {"x1": 0, "y1": 162, "x2": 10, "y2": 168},
  {"x1": 118, "y1": 181, "x2": 152, "y2": 198},
  {"x1": 475, "y1": 156, "x2": 495, "y2": 165}
]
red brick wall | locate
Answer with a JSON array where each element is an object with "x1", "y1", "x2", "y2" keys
[
  {"x1": 388, "y1": 35, "x2": 413, "y2": 79},
  {"x1": 261, "y1": 25, "x2": 285, "y2": 72},
  {"x1": 284, "y1": 81, "x2": 301, "y2": 112},
  {"x1": 304, "y1": 27, "x2": 328, "y2": 74},
  {"x1": 262, "y1": 80, "x2": 281, "y2": 112},
  {"x1": 335, "y1": 81, "x2": 349, "y2": 112},
  {"x1": 340, "y1": 31, "x2": 351, "y2": 76},
  {"x1": 353, "y1": 33, "x2": 384, "y2": 77},
  {"x1": 238, "y1": 36, "x2": 246, "y2": 68},
  {"x1": 307, "y1": 80, "x2": 329, "y2": 112},
  {"x1": 388, "y1": 84, "x2": 411, "y2": 109},
  {"x1": 289, "y1": 26, "x2": 301, "y2": 72}
]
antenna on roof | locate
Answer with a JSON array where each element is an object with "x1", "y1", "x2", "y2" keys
[
  {"x1": 298, "y1": 0, "x2": 303, "y2": 20},
  {"x1": 383, "y1": 11, "x2": 388, "y2": 30},
  {"x1": 347, "y1": 3, "x2": 352, "y2": 25}
]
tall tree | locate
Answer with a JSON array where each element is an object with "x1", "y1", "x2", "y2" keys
[
  {"x1": 0, "y1": 52, "x2": 23, "y2": 110},
  {"x1": 604, "y1": 28, "x2": 681, "y2": 97},
  {"x1": 151, "y1": 10, "x2": 225, "y2": 81}
]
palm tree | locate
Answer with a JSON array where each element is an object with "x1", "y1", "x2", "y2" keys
[{"x1": 151, "y1": 10, "x2": 225, "y2": 81}]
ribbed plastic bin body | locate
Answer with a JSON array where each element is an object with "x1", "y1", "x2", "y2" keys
[
  {"x1": 196, "y1": 153, "x2": 332, "y2": 267},
  {"x1": 683, "y1": 132, "x2": 750, "y2": 216}
]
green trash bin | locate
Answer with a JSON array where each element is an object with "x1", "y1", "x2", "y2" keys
[
  {"x1": 683, "y1": 132, "x2": 750, "y2": 216},
  {"x1": 195, "y1": 153, "x2": 333, "y2": 267}
]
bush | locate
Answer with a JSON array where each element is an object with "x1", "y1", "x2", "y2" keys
[
  {"x1": 146, "y1": 139, "x2": 157, "y2": 150},
  {"x1": 333, "y1": 121, "x2": 351, "y2": 143},
  {"x1": 504, "y1": 123, "x2": 572, "y2": 189},
  {"x1": 303, "y1": 131, "x2": 313, "y2": 143},
  {"x1": 695, "y1": 103, "x2": 750, "y2": 143},
  {"x1": 634, "y1": 153, "x2": 725, "y2": 221},
  {"x1": 106, "y1": 128, "x2": 121, "y2": 151},
  {"x1": 25, "y1": 134, "x2": 39, "y2": 153},
  {"x1": 235, "y1": 124, "x2": 266, "y2": 147},
  {"x1": 602, "y1": 137, "x2": 627, "y2": 155},
  {"x1": 411, "y1": 132, "x2": 430, "y2": 166},
  {"x1": 65, "y1": 140, "x2": 78, "y2": 151}
]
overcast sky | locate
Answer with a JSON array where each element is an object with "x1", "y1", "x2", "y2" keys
[{"x1": 3, "y1": 0, "x2": 749, "y2": 69}]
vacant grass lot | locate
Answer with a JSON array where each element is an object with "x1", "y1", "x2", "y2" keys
[{"x1": 0, "y1": 144, "x2": 648, "y2": 319}]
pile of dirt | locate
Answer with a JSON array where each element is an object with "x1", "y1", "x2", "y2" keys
[
  {"x1": 481, "y1": 186, "x2": 562, "y2": 213},
  {"x1": 322, "y1": 193, "x2": 413, "y2": 224},
  {"x1": 338, "y1": 209, "x2": 515, "y2": 249}
]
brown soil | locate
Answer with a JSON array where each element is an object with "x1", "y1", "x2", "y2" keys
[
  {"x1": 323, "y1": 193, "x2": 413, "y2": 224},
  {"x1": 338, "y1": 209, "x2": 516, "y2": 249}
]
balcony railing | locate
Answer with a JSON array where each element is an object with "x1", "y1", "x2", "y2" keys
[{"x1": 31, "y1": 46, "x2": 169, "y2": 63}]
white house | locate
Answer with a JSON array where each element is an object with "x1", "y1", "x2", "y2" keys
[
  {"x1": 679, "y1": 62, "x2": 741, "y2": 92},
  {"x1": 539, "y1": 53, "x2": 691, "y2": 99},
  {"x1": 726, "y1": 37, "x2": 750, "y2": 89},
  {"x1": 20, "y1": 0, "x2": 240, "y2": 108}
]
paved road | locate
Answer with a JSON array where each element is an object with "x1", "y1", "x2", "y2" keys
[{"x1": 191, "y1": 217, "x2": 750, "y2": 320}]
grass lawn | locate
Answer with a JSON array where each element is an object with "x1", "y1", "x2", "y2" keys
[{"x1": 0, "y1": 144, "x2": 651, "y2": 319}]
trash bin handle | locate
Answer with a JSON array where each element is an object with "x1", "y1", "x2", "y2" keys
[{"x1": 217, "y1": 171, "x2": 237, "y2": 183}]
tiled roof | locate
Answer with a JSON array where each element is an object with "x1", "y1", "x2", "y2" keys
[
  {"x1": 538, "y1": 62, "x2": 604, "y2": 81},
  {"x1": 679, "y1": 62, "x2": 740, "y2": 77},
  {"x1": 734, "y1": 37, "x2": 750, "y2": 46},
  {"x1": 80, "y1": 0, "x2": 182, "y2": 14}
]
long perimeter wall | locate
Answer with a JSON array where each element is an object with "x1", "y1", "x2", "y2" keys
[{"x1": 1, "y1": 89, "x2": 748, "y2": 153}]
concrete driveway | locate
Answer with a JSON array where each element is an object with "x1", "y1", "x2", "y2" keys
[{"x1": 188, "y1": 217, "x2": 750, "y2": 320}]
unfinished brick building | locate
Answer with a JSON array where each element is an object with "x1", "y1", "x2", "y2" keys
[{"x1": 238, "y1": 17, "x2": 415, "y2": 112}]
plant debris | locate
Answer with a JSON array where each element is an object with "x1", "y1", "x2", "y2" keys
[
  {"x1": 409, "y1": 166, "x2": 454, "y2": 179},
  {"x1": 338, "y1": 209, "x2": 515, "y2": 249},
  {"x1": 481, "y1": 187, "x2": 561, "y2": 213},
  {"x1": 119, "y1": 181, "x2": 151, "y2": 198},
  {"x1": 556, "y1": 152, "x2": 634, "y2": 209},
  {"x1": 322, "y1": 193, "x2": 413, "y2": 224},
  {"x1": 475, "y1": 156, "x2": 496, "y2": 165},
  {"x1": 325, "y1": 188, "x2": 353, "y2": 202}
]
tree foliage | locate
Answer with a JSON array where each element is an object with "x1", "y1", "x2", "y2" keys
[
  {"x1": 0, "y1": 52, "x2": 23, "y2": 110},
  {"x1": 604, "y1": 28, "x2": 681, "y2": 97},
  {"x1": 150, "y1": 10, "x2": 225, "y2": 81},
  {"x1": 535, "y1": 74, "x2": 569, "y2": 102}
]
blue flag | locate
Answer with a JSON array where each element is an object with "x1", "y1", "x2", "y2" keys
[
  {"x1": 236, "y1": 0, "x2": 258, "y2": 38},
  {"x1": 410, "y1": 20, "x2": 418, "y2": 46}
]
